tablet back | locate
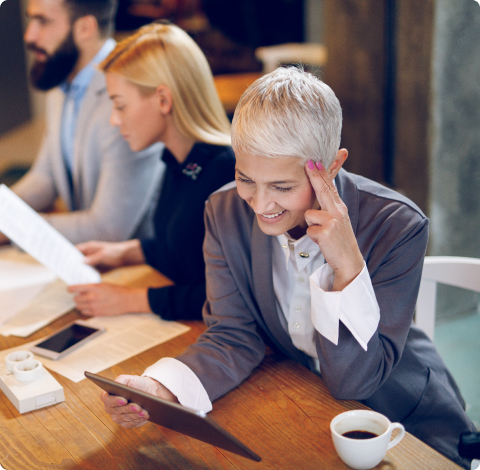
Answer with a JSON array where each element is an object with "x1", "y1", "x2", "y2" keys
[{"x1": 85, "y1": 371, "x2": 261, "y2": 462}]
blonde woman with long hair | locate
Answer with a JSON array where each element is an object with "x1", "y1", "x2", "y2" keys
[{"x1": 68, "y1": 22, "x2": 234, "y2": 320}]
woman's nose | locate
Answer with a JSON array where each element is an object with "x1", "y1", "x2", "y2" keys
[
  {"x1": 110, "y1": 112, "x2": 121, "y2": 127},
  {"x1": 250, "y1": 190, "x2": 276, "y2": 214}
]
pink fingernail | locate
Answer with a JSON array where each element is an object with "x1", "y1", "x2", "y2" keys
[
  {"x1": 138, "y1": 412, "x2": 145, "y2": 417},
  {"x1": 130, "y1": 405, "x2": 137, "y2": 411},
  {"x1": 307, "y1": 160, "x2": 315, "y2": 170},
  {"x1": 117, "y1": 399, "x2": 126, "y2": 406},
  {"x1": 315, "y1": 161, "x2": 323, "y2": 170}
]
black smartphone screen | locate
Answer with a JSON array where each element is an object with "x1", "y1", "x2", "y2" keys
[{"x1": 36, "y1": 324, "x2": 99, "y2": 353}]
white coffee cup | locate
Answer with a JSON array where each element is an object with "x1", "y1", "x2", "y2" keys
[{"x1": 330, "y1": 410, "x2": 405, "y2": 469}]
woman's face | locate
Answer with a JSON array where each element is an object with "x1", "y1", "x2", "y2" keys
[
  {"x1": 235, "y1": 152, "x2": 319, "y2": 238},
  {"x1": 105, "y1": 72, "x2": 165, "y2": 152}
]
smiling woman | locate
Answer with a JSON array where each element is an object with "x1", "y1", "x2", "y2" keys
[
  {"x1": 234, "y1": 153, "x2": 319, "y2": 239},
  {"x1": 97, "y1": 67, "x2": 476, "y2": 470}
]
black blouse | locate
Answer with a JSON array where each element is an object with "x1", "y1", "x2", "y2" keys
[{"x1": 140, "y1": 142, "x2": 235, "y2": 320}]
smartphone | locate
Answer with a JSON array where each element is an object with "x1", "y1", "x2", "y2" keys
[
  {"x1": 30, "y1": 321, "x2": 105, "y2": 360},
  {"x1": 85, "y1": 371, "x2": 262, "y2": 462}
]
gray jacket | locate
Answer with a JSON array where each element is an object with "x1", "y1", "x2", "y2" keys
[
  {"x1": 177, "y1": 168, "x2": 475, "y2": 468},
  {"x1": 12, "y1": 70, "x2": 164, "y2": 243}
]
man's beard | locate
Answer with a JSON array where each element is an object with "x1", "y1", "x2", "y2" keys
[{"x1": 27, "y1": 30, "x2": 79, "y2": 91}]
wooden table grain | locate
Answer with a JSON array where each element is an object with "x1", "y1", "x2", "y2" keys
[{"x1": 0, "y1": 265, "x2": 461, "y2": 469}]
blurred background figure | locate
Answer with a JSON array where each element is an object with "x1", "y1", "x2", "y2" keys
[
  {"x1": 0, "y1": 0, "x2": 164, "y2": 244},
  {"x1": 68, "y1": 23, "x2": 235, "y2": 321}
]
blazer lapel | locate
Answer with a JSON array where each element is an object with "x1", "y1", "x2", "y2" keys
[
  {"x1": 71, "y1": 71, "x2": 106, "y2": 205},
  {"x1": 336, "y1": 168, "x2": 359, "y2": 236},
  {"x1": 250, "y1": 218, "x2": 310, "y2": 366},
  {"x1": 249, "y1": 170, "x2": 360, "y2": 368}
]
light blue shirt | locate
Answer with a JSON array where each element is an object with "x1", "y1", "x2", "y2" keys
[{"x1": 60, "y1": 38, "x2": 116, "y2": 174}]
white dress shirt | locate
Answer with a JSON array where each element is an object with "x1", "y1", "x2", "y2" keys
[{"x1": 144, "y1": 233, "x2": 380, "y2": 413}]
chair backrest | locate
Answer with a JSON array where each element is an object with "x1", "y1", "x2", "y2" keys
[
  {"x1": 416, "y1": 256, "x2": 480, "y2": 340},
  {"x1": 255, "y1": 43, "x2": 327, "y2": 74}
]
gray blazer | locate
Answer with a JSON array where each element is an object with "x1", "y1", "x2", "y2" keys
[
  {"x1": 177, "y1": 169, "x2": 475, "y2": 468},
  {"x1": 12, "y1": 70, "x2": 164, "y2": 244}
]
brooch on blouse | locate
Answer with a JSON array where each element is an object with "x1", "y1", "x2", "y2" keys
[{"x1": 182, "y1": 163, "x2": 202, "y2": 180}]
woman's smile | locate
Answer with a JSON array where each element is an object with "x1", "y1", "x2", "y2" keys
[
  {"x1": 260, "y1": 210, "x2": 286, "y2": 219},
  {"x1": 235, "y1": 153, "x2": 318, "y2": 238}
]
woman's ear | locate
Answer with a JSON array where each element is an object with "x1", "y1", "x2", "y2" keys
[
  {"x1": 327, "y1": 149, "x2": 348, "y2": 180},
  {"x1": 155, "y1": 86, "x2": 173, "y2": 115}
]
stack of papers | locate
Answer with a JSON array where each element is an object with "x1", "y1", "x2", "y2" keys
[
  {"x1": 0, "y1": 251, "x2": 75, "y2": 337},
  {"x1": 0, "y1": 314, "x2": 190, "y2": 382},
  {"x1": 0, "y1": 185, "x2": 100, "y2": 336},
  {"x1": 0, "y1": 185, "x2": 100, "y2": 285},
  {"x1": 0, "y1": 258, "x2": 56, "y2": 318}
]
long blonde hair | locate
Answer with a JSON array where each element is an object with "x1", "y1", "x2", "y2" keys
[{"x1": 99, "y1": 22, "x2": 231, "y2": 146}]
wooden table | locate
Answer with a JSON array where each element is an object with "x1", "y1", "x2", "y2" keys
[{"x1": 0, "y1": 265, "x2": 461, "y2": 469}]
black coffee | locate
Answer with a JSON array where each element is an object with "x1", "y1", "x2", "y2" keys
[{"x1": 342, "y1": 430, "x2": 378, "y2": 440}]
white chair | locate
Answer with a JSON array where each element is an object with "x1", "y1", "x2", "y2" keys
[
  {"x1": 255, "y1": 43, "x2": 327, "y2": 74},
  {"x1": 416, "y1": 256, "x2": 480, "y2": 341},
  {"x1": 416, "y1": 257, "x2": 480, "y2": 469}
]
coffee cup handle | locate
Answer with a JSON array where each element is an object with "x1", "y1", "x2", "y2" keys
[{"x1": 387, "y1": 423, "x2": 405, "y2": 450}]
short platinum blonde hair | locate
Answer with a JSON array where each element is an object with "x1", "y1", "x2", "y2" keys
[
  {"x1": 232, "y1": 67, "x2": 342, "y2": 168},
  {"x1": 99, "y1": 22, "x2": 231, "y2": 146}
]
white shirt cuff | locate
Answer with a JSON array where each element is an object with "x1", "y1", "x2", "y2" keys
[
  {"x1": 309, "y1": 263, "x2": 380, "y2": 351},
  {"x1": 143, "y1": 357, "x2": 212, "y2": 413}
]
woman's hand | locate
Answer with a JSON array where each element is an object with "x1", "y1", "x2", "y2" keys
[
  {"x1": 100, "y1": 375, "x2": 178, "y2": 428},
  {"x1": 68, "y1": 283, "x2": 151, "y2": 316},
  {"x1": 304, "y1": 160, "x2": 364, "y2": 291},
  {"x1": 76, "y1": 239, "x2": 145, "y2": 270}
]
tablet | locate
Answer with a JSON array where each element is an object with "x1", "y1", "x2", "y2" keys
[{"x1": 85, "y1": 371, "x2": 261, "y2": 462}]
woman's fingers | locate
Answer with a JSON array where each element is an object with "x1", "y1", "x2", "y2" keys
[
  {"x1": 305, "y1": 160, "x2": 343, "y2": 212},
  {"x1": 76, "y1": 241, "x2": 123, "y2": 268},
  {"x1": 68, "y1": 284, "x2": 149, "y2": 316},
  {"x1": 68, "y1": 283, "x2": 119, "y2": 316},
  {"x1": 303, "y1": 160, "x2": 364, "y2": 290},
  {"x1": 101, "y1": 391, "x2": 150, "y2": 428},
  {"x1": 99, "y1": 375, "x2": 177, "y2": 429}
]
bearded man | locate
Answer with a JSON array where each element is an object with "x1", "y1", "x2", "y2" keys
[{"x1": 1, "y1": 0, "x2": 163, "y2": 244}]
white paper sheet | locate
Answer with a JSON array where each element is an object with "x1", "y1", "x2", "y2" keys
[
  {"x1": 0, "y1": 185, "x2": 100, "y2": 285},
  {"x1": 0, "y1": 259, "x2": 56, "y2": 291},
  {"x1": 0, "y1": 283, "x2": 49, "y2": 323},
  {"x1": 0, "y1": 248, "x2": 76, "y2": 337},
  {"x1": 0, "y1": 314, "x2": 190, "y2": 382},
  {"x1": 0, "y1": 259, "x2": 57, "y2": 324},
  {"x1": 0, "y1": 278, "x2": 75, "y2": 337}
]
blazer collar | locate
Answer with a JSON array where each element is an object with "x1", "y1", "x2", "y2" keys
[
  {"x1": 249, "y1": 168, "x2": 360, "y2": 366},
  {"x1": 75, "y1": 70, "x2": 107, "y2": 127},
  {"x1": 48, "y1": 88, "x2": 73, "y2": 208},
  {"x1": 335, "y1": 168, "x2": 360, "y2": 236},
  {"x1": 250, "y1": 216, "x2": 310, "y2": 366},
  {"x1": 71, "y1": 70, "x2": 107, "y2": 180}
]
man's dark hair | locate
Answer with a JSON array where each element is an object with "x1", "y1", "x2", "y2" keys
[{"x1": 64, "y1": 0, "x2": 118, "y2": 37}]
